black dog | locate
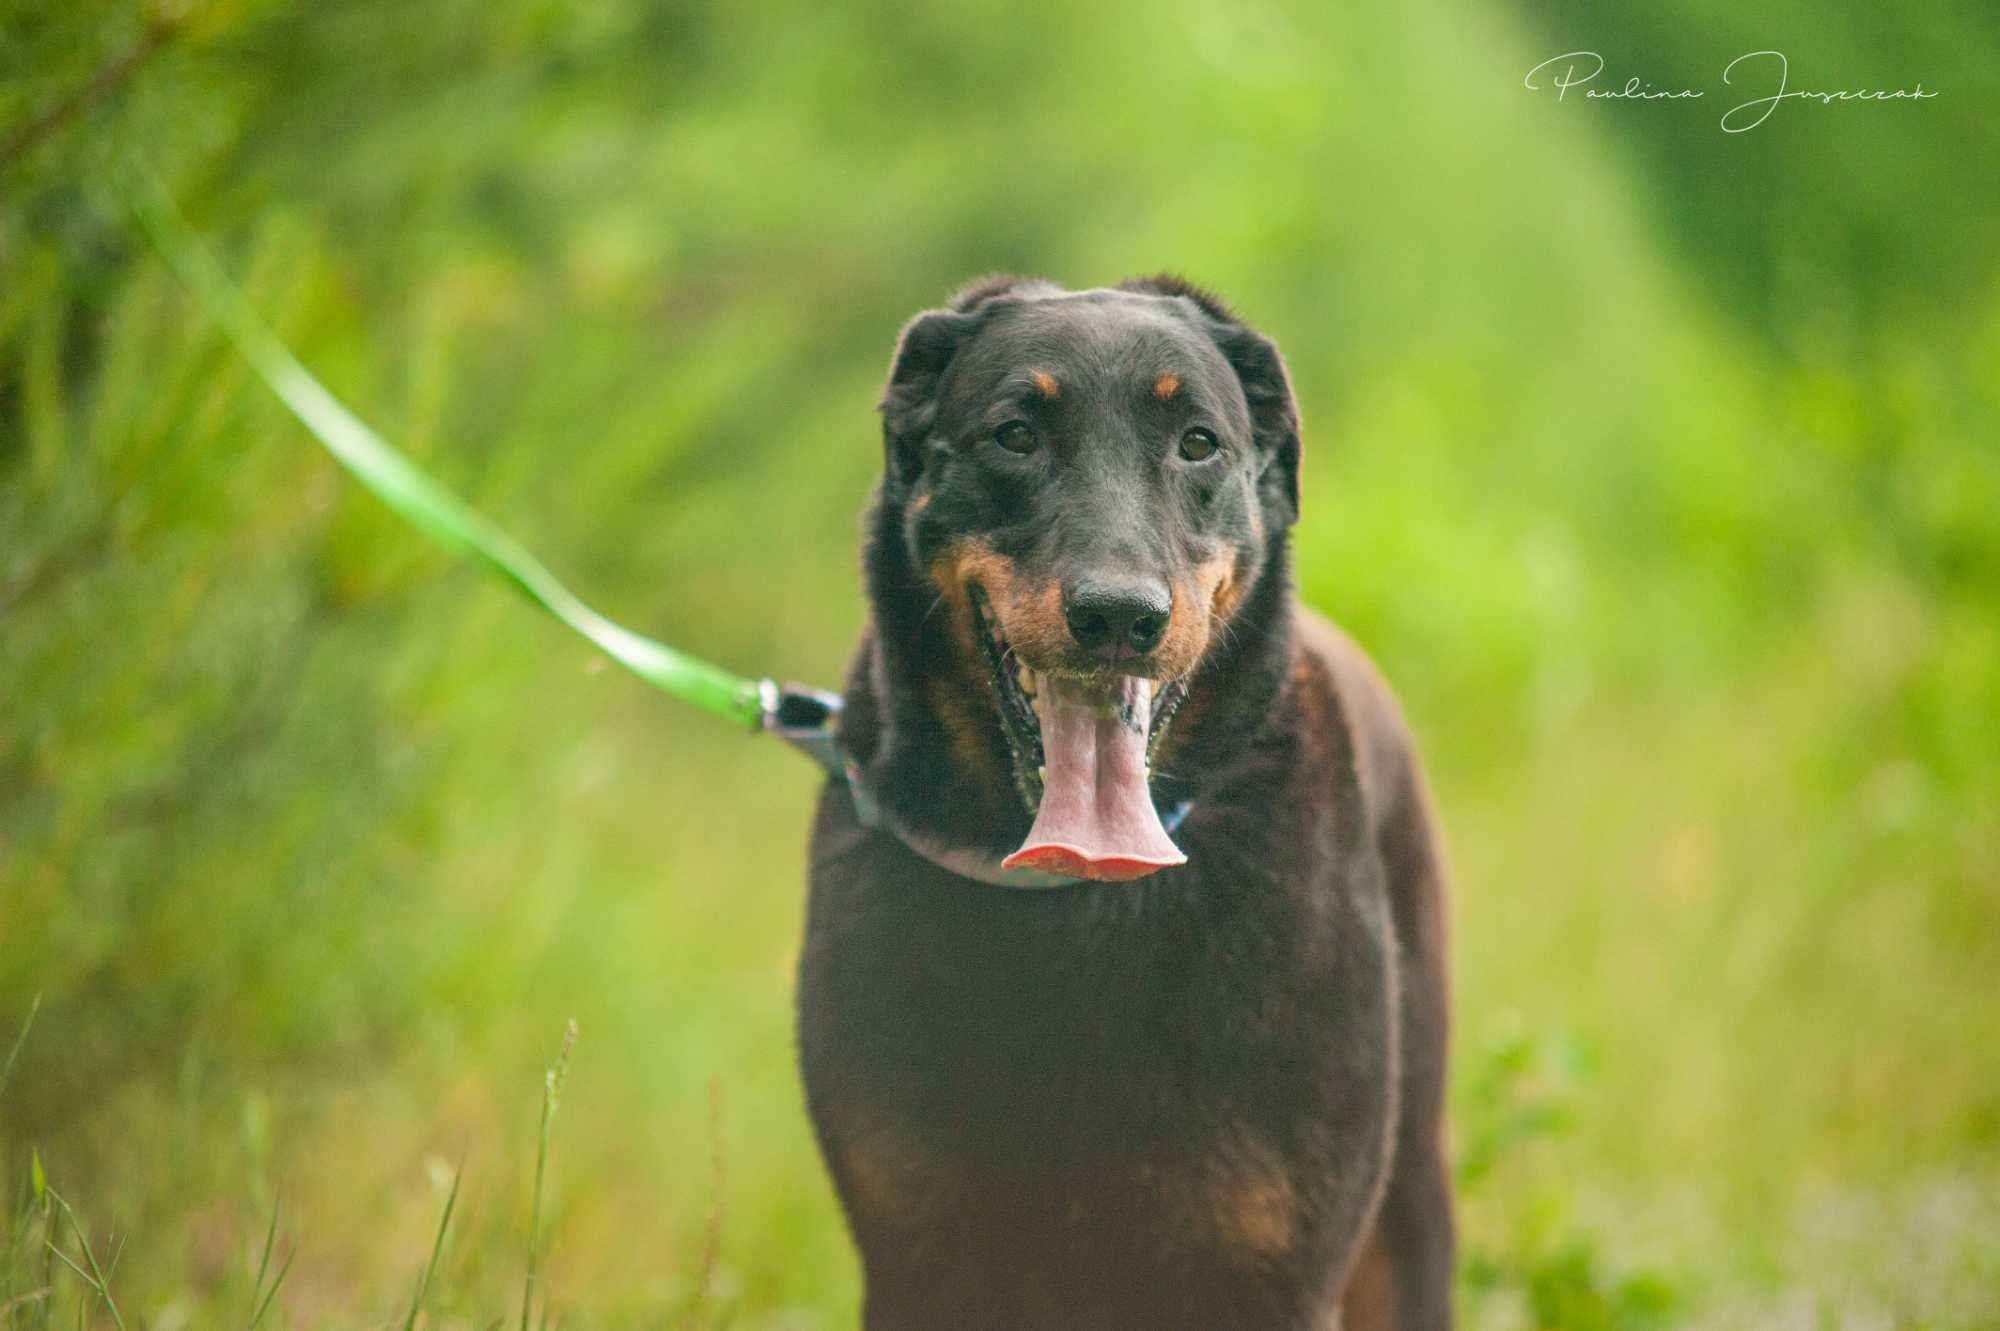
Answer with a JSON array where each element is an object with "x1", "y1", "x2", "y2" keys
[{"x1": 797, "y1": 276, "x2": 1452, "y2": 1330}]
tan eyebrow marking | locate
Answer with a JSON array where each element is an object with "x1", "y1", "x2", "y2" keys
[
  {"x1": 1029, "y1": 369, "x2": 1060, "y2": 398},
  {"x1": 1153, "y1": 371, "x2": 1182, "y2": 399}
]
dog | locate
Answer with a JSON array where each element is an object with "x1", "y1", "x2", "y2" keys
[{"x1": 797, "y1": 275, "x2": 1453, "y2": 1330}]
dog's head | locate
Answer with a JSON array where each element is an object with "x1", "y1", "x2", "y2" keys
[{"x1": 876, "y1": 275, "x2": 1303, "y2": 881}]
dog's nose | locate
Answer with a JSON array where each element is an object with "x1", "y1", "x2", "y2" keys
[{"x1": 1064, "y1": 579, "x2": 1171, "y2": 660}]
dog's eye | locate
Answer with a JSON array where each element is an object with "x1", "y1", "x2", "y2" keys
[
  {"x1": 1178, "y1": 428, "x2": 1220, "y2": 462},
  {"x1": 994, "y1": 421, "x2": 1039, "y2": 455}
]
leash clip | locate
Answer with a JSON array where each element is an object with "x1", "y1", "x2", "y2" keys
[
  {"x1": 758, "y1": 680, "x2": 882, "y2": 827},
  {"x1": 759, "y1": 679, "x2": 847, "y2": 773}
]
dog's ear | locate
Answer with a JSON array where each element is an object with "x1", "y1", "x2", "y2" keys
[
  {"x1": 879, "y1": 275, "x2": 1052, "y2": 487},
  {"x1": 879, "y1": 307, "x2": 979, "y2": 486},
  {"x1": 1120, "y1": 274, "x2": 1303, "y2": 524}
]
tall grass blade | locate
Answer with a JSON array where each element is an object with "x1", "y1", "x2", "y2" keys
[
  {"x1": 0, "y1": 994, "x2": 42, "y2": 1104},
  {"x1": 518, "y1": 1019, "x2": 577, "y2": 1331},
  {"x1": 247, "y1": 1247, "x2": 294, "y2": 1331},
  {"x1": 245, "y1": 1194, "x2": 292, "y2": 1331},
  {"x1": 399, "y1": 1163, "x2": 462, "y2": 1331},
  {"x1": 43, "y1": 1193, "x2": 126, "y2": 1331},
  {"x1": 247, "y1": 1195, "x2": 278, "y2": 1319}
]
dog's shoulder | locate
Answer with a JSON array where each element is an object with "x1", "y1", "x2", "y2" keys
[{"x1": 1290, "y1": 605, "x2": 1430, "y2": 844}]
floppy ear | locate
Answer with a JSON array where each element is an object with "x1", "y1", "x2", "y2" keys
[
  {"x1": 878, "y1": 307, "x2": 981, "y2": 487},
  {"x1": 1214, "y1": 320, "x2": 1303, "y2": 524},
  {"x1": 879, "y1": 274, "x2": 1053, "y2": 487},
  {"x1": 1119, "y1": 274, "x2": 1303, "y2": 523}
]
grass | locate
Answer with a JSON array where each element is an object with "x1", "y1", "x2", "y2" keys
[
  {"x1": 44, "y1": 1189, "x2": 131, "y2": 1331},
  {"x1": 2, "y1": 1009, "x2": 585, "y2": 1331},
  {"x1": 0, "y1": 999, "x2": 1696, "y2": 1331},
  {"x1": 519, "y1": 1021, "x2": 576, "y2": 1331},
  {"x1": 245, "y1": 1196, "x2": 293, "y2": 1331}
]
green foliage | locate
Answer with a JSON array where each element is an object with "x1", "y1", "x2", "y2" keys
[
  {"x1": 2, "y1": 0, "x2": 1996, "y2": 1326},
  {"x1": 1457, "y1": 1015, "x2": 1680, "y2": 1331}
]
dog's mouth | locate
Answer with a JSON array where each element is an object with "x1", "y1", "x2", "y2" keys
[{"x1": 969, "y1": 588, "x2": 1189, "y2": 882}]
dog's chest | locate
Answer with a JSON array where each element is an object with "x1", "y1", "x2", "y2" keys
[{"x1": 798, "y1": 828, "x2": 1398, "y2": 1294}]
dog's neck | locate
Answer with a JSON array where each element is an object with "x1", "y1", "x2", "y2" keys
[{"x1": 838, "y1": 487, "x2": 1301, "y2": 863}]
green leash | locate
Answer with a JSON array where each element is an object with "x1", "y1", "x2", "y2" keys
[
  {"x1": 128, "y1": 169, "x2": 779, "y2": 733},
  {"x1": 124, "y1": 169, "x2": 1145, "y2": 889}
]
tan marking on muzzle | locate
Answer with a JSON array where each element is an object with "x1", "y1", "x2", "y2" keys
[
  {"x1": 1205, "y1": 549, "x2": 1245, "y2": 623},
  {"x1": 931, "y1": 538, "x2": 1071, "y2": 671},
  {"x1": 921, "y1": 542, "x2": 1018, "y2": 776},
  {"x1": 924, "y1": 676, "x2": 997, "y2": 775},
  {"x1": 1153, "y1": 548, "x2": 1241, "y2": 680},
  {"x1": 926, "y1": 539, "x2": 1068, "y2": 775}
]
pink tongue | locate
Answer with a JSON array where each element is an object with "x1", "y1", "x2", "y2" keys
[{"x1": 1001, "y1": 674, "x2": 1186, "y2": 882}]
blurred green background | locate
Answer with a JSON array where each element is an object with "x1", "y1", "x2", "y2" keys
[{"x1": 3, "y1": 0, "x2": 1996, "y2": 1326}]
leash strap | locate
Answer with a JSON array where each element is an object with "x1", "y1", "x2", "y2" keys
[
  {"x1": 127, "y1": 167, "x2": 770, "y2": 732},
  {"x1": 126, "y1": 169, "x2": 1191, "y2": 890}
]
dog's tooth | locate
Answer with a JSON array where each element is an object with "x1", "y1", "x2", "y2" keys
[
  {"x1": 1036, "y1": 764, "x2": 1046, "y2": 783},
  {"x1": 1017, "y1": 665, "x2": 1035, "y2": 694}
]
